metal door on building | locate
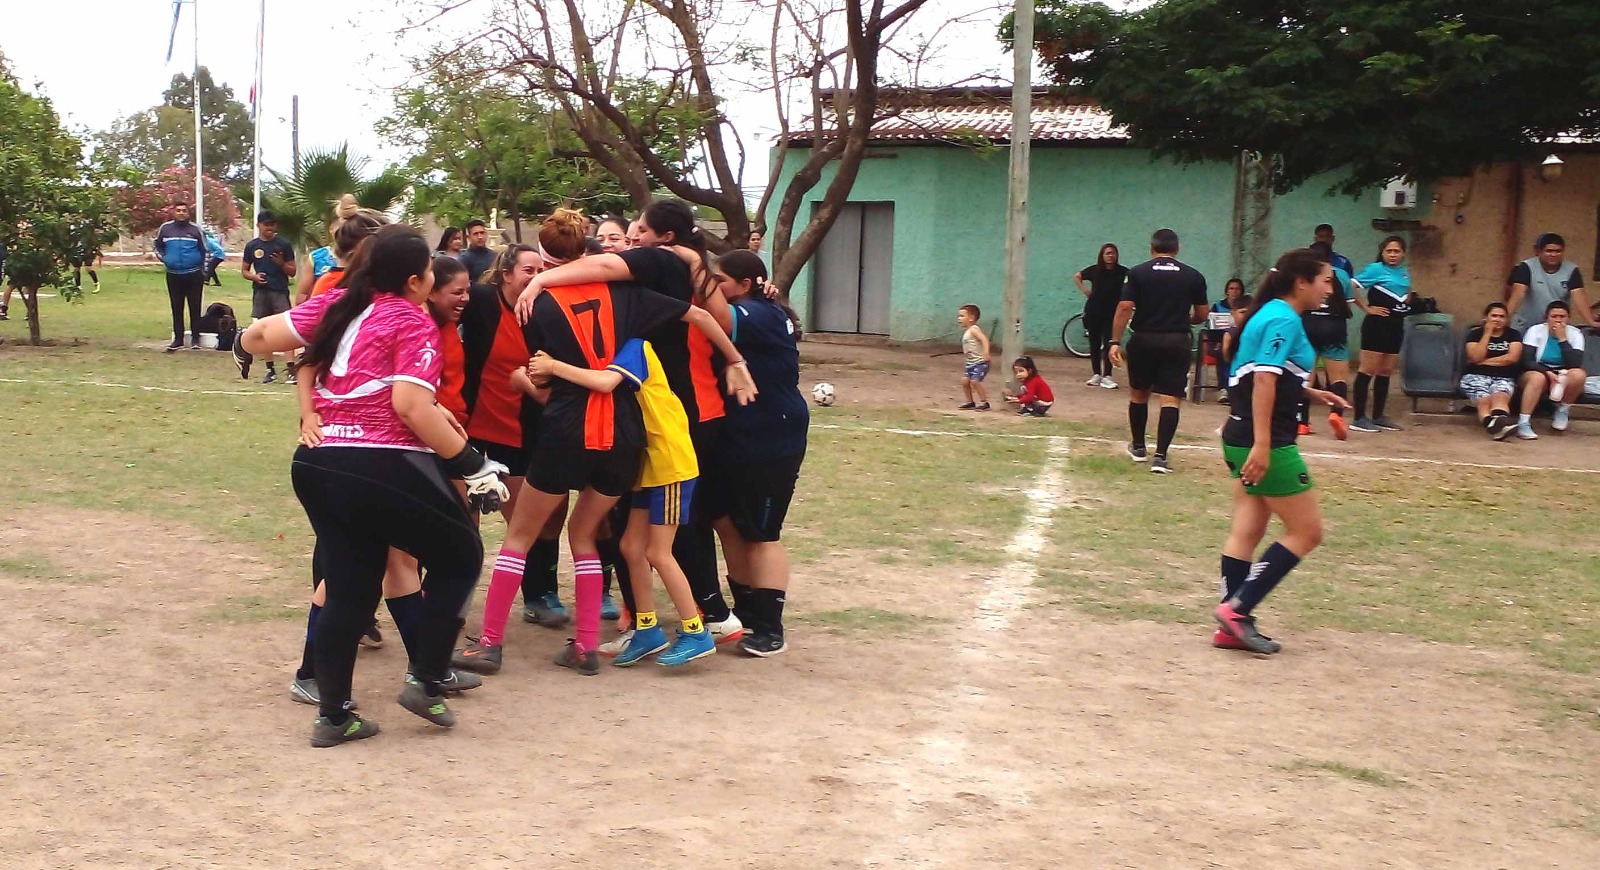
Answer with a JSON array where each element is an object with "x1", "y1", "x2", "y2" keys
[{"x1": 813, "y1": 202, "x2": 894, "y2": 335}]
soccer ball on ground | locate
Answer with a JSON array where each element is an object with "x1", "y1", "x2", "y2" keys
[{"x1": 811, "y1": 382, "x2": 836, "y2": 407}]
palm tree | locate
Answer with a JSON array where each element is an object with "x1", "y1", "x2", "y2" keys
[{"x1": 262, "y1": 144, "x2": 410, "y2": 252}]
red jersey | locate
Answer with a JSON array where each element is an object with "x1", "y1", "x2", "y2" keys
[
  {"x1": 1018, "y1": 373, "x2": 1055, "y2": 405},
  {"x1": 465, "y1": 302, "x2": 530, "y2": 447},
  {"x1": 436, "y1": 323, "x2": 468, "y2": 426},
  {"x1": 311, "y1": 267, "x2": 343, "y2": 297}
]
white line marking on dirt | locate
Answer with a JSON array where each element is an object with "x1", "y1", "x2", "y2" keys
[
  {"x1": 0, "y1": 377, "x2": 284, "y2": 398},
  {"x1": 815, "y1": 423, "x2": 1600, "y2": 476},
  {"x1": 865, "y1": 436, "x2": 1071, "y2": 868}
]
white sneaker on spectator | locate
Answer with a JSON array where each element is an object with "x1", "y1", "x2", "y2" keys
[
  {"x1": 1086, "y1": 374, "x2": 1103, "y2": 387},
  {"x1": 1552, "y1": 404, "x2": 1572, "y2": 432},
  {"x1": 1515, "y1": 421, "x2": 1539, "y2": 440},
  {"x1": 1100, "y1": 377, "x2": 1118, "y2": 389}
]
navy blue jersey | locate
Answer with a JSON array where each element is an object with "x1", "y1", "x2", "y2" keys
[
  {"x1": 1223, "y1": 298, "x2": 1314, "y2": 448},
  {"x1": 244, "y1": 236, "x2": 295, "y2": 293},
  {"x1": 725, "y1": 296, "x2": 808, "y2": 460}
]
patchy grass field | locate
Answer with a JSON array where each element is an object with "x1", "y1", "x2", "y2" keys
[{"x1": 1, "y1": 269, "x2": 1598, "y2": 868}]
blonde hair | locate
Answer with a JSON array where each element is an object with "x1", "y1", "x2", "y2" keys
[
  {"x1": 324, "y1": 193, "x2": 362, "y2": 247},
  {"x1": 539, "y1": 207, "x2": 589, "y2": 263}
]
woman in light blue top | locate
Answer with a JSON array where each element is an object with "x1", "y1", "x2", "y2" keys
[{"x1": 1349, "y1": 236, "x2": 1413, "y2": 432}]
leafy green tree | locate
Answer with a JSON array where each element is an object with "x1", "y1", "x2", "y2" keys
[
  {"x1": 0, "y1": 54, "x2": 117, "y2": 344},
  {"x1": 261, "y1": 144, "x2": 409, "y2": 253},
  {"x1": 1022, "y1": 0, "x2": 1600, "y2": 193},
  {"x1": 96, "y1": 67, "x2": 254, "y2": 187},
  {"x1": 379, "y1": 48, "x2": 640, "y2": 237}
]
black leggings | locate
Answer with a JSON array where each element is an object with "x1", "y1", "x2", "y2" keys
[
  {"x1": 74, "y1": 266, "x2": 98, "y2": 288},
  {"x1": 674, "y1": 419, "x2": 729, "y2": 621},
  {"x1": 291, "y1": 446, "x2": 483, "y2": 718},
  {"x1": 1085, "y1": 305, "x2": 1116, "y2": 376},
  {"x1": 165, "y1": 272, "x2": 204, "y2": 341}
]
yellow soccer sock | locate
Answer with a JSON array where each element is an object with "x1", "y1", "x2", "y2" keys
[
  {"x1": 636, "y1": 611, "x2": 659, "y2": 630},
  {"x1": 682, "y1": 614, "x2": 704, "y2": 634}
]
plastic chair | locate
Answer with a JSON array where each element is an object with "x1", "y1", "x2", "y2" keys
[{"x1": 1400, "y1": 316, "x2": 1462, "y2": 413}]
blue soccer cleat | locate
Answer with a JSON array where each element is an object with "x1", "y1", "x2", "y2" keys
[
  {"x1": 658, "y1": 628, "x2": 716, "y2": 667},
  {"x1": 600, "y1": 592, "x2": 621, "y2": 622},
  {"x1": 612, "y1": 625, "x2": 669, "y2": 667}
]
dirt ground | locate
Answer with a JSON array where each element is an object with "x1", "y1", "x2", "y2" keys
[{"x1": 4, "y1": 341, "x2": 1600, "y2": 868}]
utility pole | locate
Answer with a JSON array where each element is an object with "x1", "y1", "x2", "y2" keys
[
  {"x1": 291, "y1": 95, "x2": 301, "y2": 174},
  {"x1": 1000, "y1": 0, "x2": 1035, "y2": 383},
  {"x1": 191, "y1": 0, "x2": 204, "y2": 229}
]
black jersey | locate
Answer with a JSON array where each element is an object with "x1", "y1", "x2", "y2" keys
[
  {"x1": 522, "y1": 281, "x2": 690, "y2": 452},
  {"x1": 1122, "y1": 257, "x2": 1207, "y2": 333}
]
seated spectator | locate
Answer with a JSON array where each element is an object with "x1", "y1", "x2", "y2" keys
[
  {"x1": 1205, "y1": 277, "x2": 1250, "y2": 402},
  {"x1": 1460, "y1": 302, "x2": 1522, "y2": 440},
  {"x1": 1513, "y1": 300, "x2": 1587, "y2": 439}
]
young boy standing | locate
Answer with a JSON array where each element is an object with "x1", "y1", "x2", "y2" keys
[
  {"x1": 957, "y1": 304, "x2": 992, "y2": 411},
  {"x1": 241, "y1": 211, "x2": 296, "y2": 383}
]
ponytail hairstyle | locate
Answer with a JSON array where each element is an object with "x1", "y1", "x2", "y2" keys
[
  {"x1": 325, "y1": 193, "x2": 361, "y2": 245},
  {"x1": 487, "y1": 244, "x2": 539, "y2": 289},
  {"x1": 642, "y1": 199, "x2": 714, "y2": 301},
  {"x1": 1012, "y1": 356, "x2": 1039, "y2": 380},
  {"x1": 539, "y1": 207, "x2": 589, "y2": 264},
  {"x1": 717, "y1": 249, "x2": 802, "y2": 334},
  {"x1": 301, "y1": 224, "x2": 432, "y2": 371},
  {"x1": 1236, "y1": 247, "x2": 1327, "y2": 337}
]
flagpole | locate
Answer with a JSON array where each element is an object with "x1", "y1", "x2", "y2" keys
[
  {"x1": 251, "y1": 0, "x2": 263, "y2": 224},
  {"x1": 192, "y1": 0, "x2": 204, "y2": 230}
]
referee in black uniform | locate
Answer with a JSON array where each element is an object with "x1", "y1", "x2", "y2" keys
[{"x1": 1109, "y1": 228, "x2": 1208, "y2": 474}]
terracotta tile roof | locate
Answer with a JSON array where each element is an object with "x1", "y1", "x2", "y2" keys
[{"x1": 788, "y1": 88, "x2": 1128, "y2": 145}]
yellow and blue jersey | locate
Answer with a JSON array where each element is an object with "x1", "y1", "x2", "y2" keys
[{"x1": 607, "y1": 339, "x2": 698, "y2": 488}]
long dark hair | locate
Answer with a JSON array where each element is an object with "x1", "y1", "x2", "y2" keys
[
  {"x1": 1236, "y1": 248, "x2": 1327, "y2": 336},
  {"x1": 302, "y1": 225, "x2": 432, "y2": 370},
  {"x1": 1098, "y1": 243, "x2": 1118, "y2": 267},
  {"x1": 643, "y1": 199, "x2": 714, "y2": 302},
  {"x1": 717, "y1": 249, "x2": 802, "y2": 334},
  {"x1": 436, "y1": 226, "x2": 462, "y2": 253}
]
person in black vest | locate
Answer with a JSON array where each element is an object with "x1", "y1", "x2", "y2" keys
[{"x1": 1110, "y1": 228, "x2": 1208, "y2": 475}]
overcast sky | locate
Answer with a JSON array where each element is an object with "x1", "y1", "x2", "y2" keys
[{"x1": 2, "y1": 0, "x2": 1019, "y2": 199}]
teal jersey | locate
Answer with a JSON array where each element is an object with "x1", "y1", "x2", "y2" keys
[{"x1": 1224, "y1": 298, "x2": 1314, "y2": 447}]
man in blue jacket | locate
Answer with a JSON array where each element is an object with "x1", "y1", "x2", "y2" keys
[{"x1": 153, "y1": 202, "x2": 208, "y2": 351}]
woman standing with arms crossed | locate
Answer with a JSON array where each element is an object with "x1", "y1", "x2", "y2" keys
[
  {"x1": 1215, "y1": 249, "x2": 1349, "y2": 654},
  {"x1": 242, "y1": 225, "x2": 509, "y2": 746},
  {"x1": 1074, "y1": 243, "x2": 1128, "y2": 389},
  {"x1": 1348, "y1": 236, "x2": 1413, "y2": 433}
]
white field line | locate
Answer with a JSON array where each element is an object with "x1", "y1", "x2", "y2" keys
[
  {"x1": 865, "y1": 436, "x2": 1072, "y2": 868},
  {"x1": 815, "y1": 423, "x2": 1600, "y2": 476}
]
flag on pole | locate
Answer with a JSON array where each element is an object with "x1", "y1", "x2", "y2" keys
[
  {"x1": 248, "y1": 5, "x2": 263, "y2": 120},
  {"x1": 164, "y1": 0, "x2": 183, "y2": 63}
]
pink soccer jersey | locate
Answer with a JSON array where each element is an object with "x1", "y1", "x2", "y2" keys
[{"x1": 288, "y1": 289, "x2": 443, "y2": 451}]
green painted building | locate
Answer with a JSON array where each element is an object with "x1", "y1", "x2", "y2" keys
[{"x1": 768, "y1": 89, "x2": 1414, "y2": 350}]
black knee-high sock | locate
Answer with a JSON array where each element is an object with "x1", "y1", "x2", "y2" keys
[
  {"x1": 676, "y1": 523, "x2": 729, "y2": 622},
  {"x1": 1220, "y1": 555, "x2": 1251, "y2": 603},
  {"x1": 1233, "y1": 542, "x2": 1301, "y2": 615},
  {"x1": 297, "y1": 604, "x2": 320, "y2": 681},
  {"x1": 750, "y1": 587, "x2": 787, "y2": 634},
  {"x1": 385, "y1": 592, "x2": 424, "y2": 666},
  {"x1": 1155, "y1": 406, "x2": 1180, "y2": 458},
  {"x1": 1353, "y1": 372, "x2": 1372, "y2": 419},
  {"x1": 1129, "y1": 402, "x2": 1149, "y2": 449},
  {"x1": 522, "y1": 537, "x2": 560, "y2": 603},
  {"x1": 596, "y1": 535, "x2": 622, "y2": 596},
  {"x1": 728, "y1": 576, "x2": 754, "y2": 628},
  {"x1": 1329, "y1": 380, "x2": 1349, "y2": 417},
  {"x1": 1372, "y1": 376, "x2": 1391, "y2": 419}
]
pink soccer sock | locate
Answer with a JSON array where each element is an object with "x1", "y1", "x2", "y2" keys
[
  {"x1": 480, "y1": 548, "x2": 526, "y2": 646},
  {"x1": 573, "y1": 553, "x2": 603, "y2": 653}
]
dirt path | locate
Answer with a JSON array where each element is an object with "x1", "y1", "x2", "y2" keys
[{"x1": 4, "y1": 475, "x2": 1598, "y2": 868}]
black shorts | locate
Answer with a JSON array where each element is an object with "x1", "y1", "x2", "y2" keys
[
  {"x1": 1303, "y1": 315, "x2": 1350, "y2": 355},
  {"x1": 1126, "y1": 331, "x2": 1192, "y2": 397},
  {"x1": 525, "y1": 440, "x2": 642, "y2": 498},
  {"x1": 251, "y1": 289, "x2": 292, "y2": 319},
  {"x1": 701, "y1": 451, "x2": 804, "y2": 543},
  {"x1": 1360, "y1": 313, "x2": 1405, "y2": 355},
  {"x1": 469, "y1": 438, "x2": 531, "y2": 477}
]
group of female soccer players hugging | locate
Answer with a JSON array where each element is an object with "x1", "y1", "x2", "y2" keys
[{"x1": 241, "y1": 200, "x2": 809, "y2": 748}]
